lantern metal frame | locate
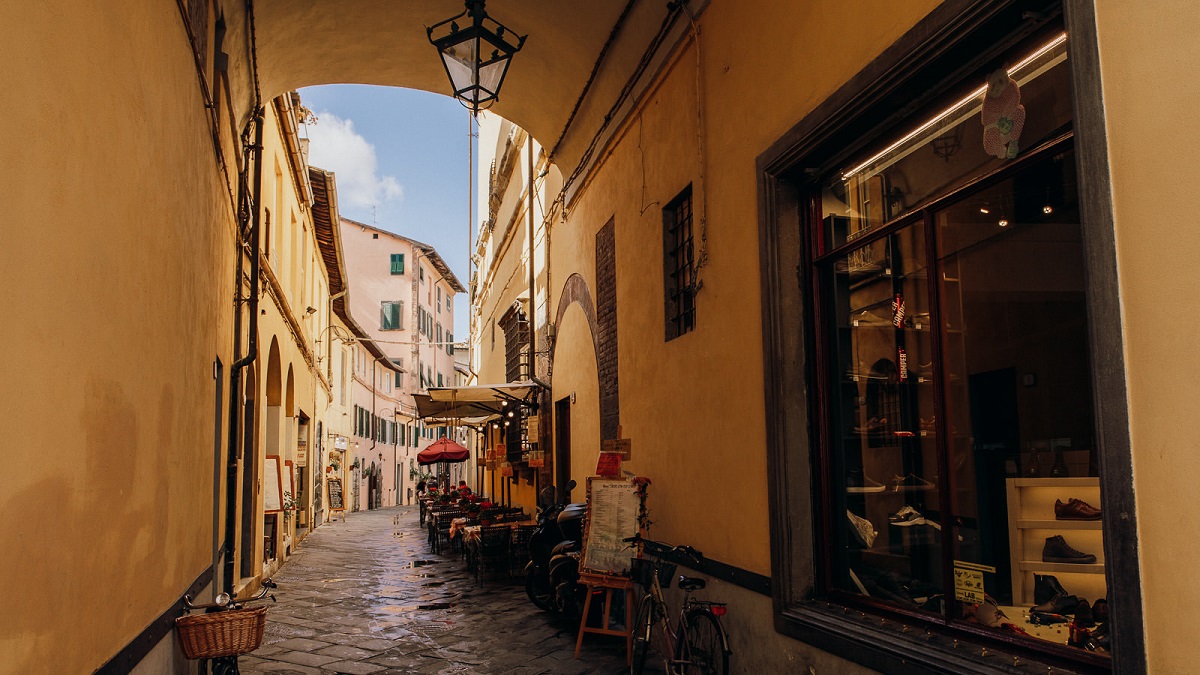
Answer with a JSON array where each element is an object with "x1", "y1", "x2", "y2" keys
[{"x1": 427, "y1": 0, "x2": 527, "y2": 115}]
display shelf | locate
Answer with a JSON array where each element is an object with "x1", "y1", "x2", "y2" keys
[
  {"x1": 1012, "y1": 477, "x2": 1098, "y2": 488},
  {"x1": 1017, "y1": 561, "x2": 1106, "y2": 574},
  {"x1": 1006, "y1": 477, "x2": 1105, "y2": 605},
  {"x1": 1017, "y1": 519, "x2": 1101, "y2": 530}
]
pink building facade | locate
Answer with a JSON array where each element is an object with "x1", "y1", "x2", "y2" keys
[{"x1": 339, "y1": 218, "x2": 465, "y2": 509}]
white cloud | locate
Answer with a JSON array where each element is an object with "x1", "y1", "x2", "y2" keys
[{"x1": 305, "y1": 113, "x2": 403, "y2": 215}]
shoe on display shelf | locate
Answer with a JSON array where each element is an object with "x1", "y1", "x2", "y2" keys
[
  {"x1": 1032, "y1": 593, "x2": 1080, "y2": 615},
  {"x1": 846, "y1": 469, "x2": 887, "y2": 493},
  {"x1": 1074, "y1": 598, "x2": 1095, "y2": 627},
  {"x1": 1092, "y1": 598, "x2": 1108, "y2": 623},
  {"x1": 1042, "y1": 534, "x2": 1097, "y2": 564},
  {"x1": 846, "y1": 509, "x2": 878, "y2": 548},
  {"x1": 1029, "y1": 610, "x2": 1070, "y2": 625},
  {"x1": 887, "y1": 505, "x2": 925, "y2": 527},
  {"x1": 1054, "y1": 497, "x2": 1102, "y2": 521},
  {"x1": 891, "y1": 473, "x2": 936, "y2": 492},
  {"x1": 1033, "y1": 573, "x2": 1070, "y2": 605},
  {"x1": 887, "y1": 505, "x2": 942, "y2": 530}
]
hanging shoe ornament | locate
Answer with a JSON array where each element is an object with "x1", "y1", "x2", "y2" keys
[{"x1": 981, "y1": 68, "x2": 1026, "y2": 159}]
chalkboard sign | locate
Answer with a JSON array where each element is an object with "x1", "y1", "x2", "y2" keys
[
  {"x1": 264, "y1": 456, "x2": 283, "y2": 513},
  {"x1": 580, "y1": 478, "x2": 641, "y2": 576},
  {"x1": 328, "y1": 478, "x2": 344, "y2": 511}
]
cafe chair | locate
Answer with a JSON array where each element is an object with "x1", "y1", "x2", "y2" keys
[
  {"x1": 509, "y1": 524, "x2": 537, "y2": 577},
  {"x1": 435, "y1": 509, "x2": 464, "y2": 554},
  {"x1": 476, "y1": 525, "x2": 512, "y2": 587}
]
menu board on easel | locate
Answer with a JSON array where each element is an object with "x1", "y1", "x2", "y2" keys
[
  {"x1": 327, "y1": 478, "x2": 344, "y2": 510},
  {"x1": 264, "y1": 455, "x2": 283, "y2": 513},
  {"x1": 580, "y1": 477, "x2": 641, "y2": 576}
]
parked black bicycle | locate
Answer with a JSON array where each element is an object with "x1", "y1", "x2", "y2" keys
[
  {"x1": 179, "y1": 580, "x2": 277, "y2": 675},
  {"x1": 625, "y1": 535, "x2": 731, "y2": 675}
]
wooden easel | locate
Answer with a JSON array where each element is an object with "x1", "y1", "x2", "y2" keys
[{"x1": 573, "y1": 571, "x2": 635, "y2": 664}]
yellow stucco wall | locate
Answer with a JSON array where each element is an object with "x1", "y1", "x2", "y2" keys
[
  {"x1": 551, "y1": 305, "x2": 602, "y2": 497},
  {"x1": 552, "y1": 0, "x2": 939, "y2": 577},
  {"x1": 0, "y1": 2, "x2": 238, "y2": 672},
  {"x1": 1092, "y1": 1, "x2": 1200, "y2": 671}
]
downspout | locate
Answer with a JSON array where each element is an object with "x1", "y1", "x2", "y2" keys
[
  {"x1": 526, "y1": 136, "x2": 538, "y2": 502},
  {"x1": 224, "y1": 107, "x2": 265, "y2": 596},
  {"x1": 527, "y1": 135, "x2": 536, "y2": 385},
  {"x1": 370, "y1": 359, "x2": 377, "y2": 509}
]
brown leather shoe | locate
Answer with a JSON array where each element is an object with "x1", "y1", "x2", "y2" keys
[{"x1": 1055, "y1": 498, "x2": 1102, "y2": 521}]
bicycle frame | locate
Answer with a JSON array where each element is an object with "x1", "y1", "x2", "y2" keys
[{"x1": 636, "y1": 556, "x2": 729, "y2": 674}]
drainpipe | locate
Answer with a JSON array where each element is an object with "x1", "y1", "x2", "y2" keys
[
  {"x1": 527, "y1": 136, "x2": 537, "y2": 386},
  {"x1": 223, "y1": 106, "x2": 265, "y2": 596}
]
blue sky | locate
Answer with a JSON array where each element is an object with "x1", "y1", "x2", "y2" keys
[{"x1": 298, "y1": 84, "x2": 476, "y2": 335}]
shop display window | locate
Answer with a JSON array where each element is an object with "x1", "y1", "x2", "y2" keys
[{"x1": 810, "y1": 33, "x2": 1111, "y2": 659}]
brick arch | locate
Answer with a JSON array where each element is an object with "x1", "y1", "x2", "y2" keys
[{"x1": 552, "y1": 273, "x2": 599, "y2": 367}]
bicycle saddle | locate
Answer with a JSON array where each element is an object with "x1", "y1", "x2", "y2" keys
[{"x1": 677, "y1": 576, "x2": 706, "y2": 592}]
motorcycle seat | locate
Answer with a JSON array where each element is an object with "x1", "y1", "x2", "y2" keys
[
  {"x1": 677, "y1": 577, "x2": 706, "y2": 592},
  {"x1": 558, "y1": 504, "x2": 587, "y2": 523}
]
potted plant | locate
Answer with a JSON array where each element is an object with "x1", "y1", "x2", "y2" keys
[
  {"x1": 479, "y1": 500, "x2": 497, "y2": 526},
  {"x1": 282, "y1": 491, "x2": 297, "y2": 524}
]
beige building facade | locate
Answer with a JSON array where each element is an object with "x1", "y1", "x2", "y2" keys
[{"x1": 3, "y1": 0, "x2": 1198, "y2": 672}]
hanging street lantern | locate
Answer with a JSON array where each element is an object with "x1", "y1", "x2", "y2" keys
[{"x1": 427, "y1": 0, "x2": 527, "y2": 115}]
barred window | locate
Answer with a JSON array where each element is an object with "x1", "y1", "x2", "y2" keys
[{"x1": 663, "y1": 185, "x2": 696, "y2": 341}]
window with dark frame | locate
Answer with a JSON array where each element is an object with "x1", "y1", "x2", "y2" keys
[
  {"x1": 663, "y1": 185, "x2": 696, "y2": 341},
  {"x1": 770, "y1": 25, "x2": 1117, "y2": 669}
]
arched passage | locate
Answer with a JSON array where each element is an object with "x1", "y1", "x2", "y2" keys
[{"x1": 253, "y1": 0, "x2": 653, "y2": 171}]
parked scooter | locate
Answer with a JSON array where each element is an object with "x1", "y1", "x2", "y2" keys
[{"x1": 525, "y1": 481, "x2": 585, "y2": 615}]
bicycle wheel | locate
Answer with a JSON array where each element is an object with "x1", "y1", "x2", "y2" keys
[
  {"x1": 208, "y1": 655, "x2": 240, "y2": 675},
  {"x1": 682, "y1": 609, "x2": 729, "y2": 675},
  {"x1": 630, "y1": 595, "x2": 657, "y2": 675}
]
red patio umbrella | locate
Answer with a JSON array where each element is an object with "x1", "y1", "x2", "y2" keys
[{"x1": 417, "y1": 437, "x2": 470, "y2": 465}]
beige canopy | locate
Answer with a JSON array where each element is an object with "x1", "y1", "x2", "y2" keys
[{"x1": 414, "y1": 381, "x2": 542, "y2": 425}]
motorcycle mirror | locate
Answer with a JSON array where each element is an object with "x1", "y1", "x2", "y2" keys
[{"x1": 539, "y1": 485, "x2": 556, "y2": 508}]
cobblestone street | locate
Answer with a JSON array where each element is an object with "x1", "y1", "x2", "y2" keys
[{"x1": 240, "y1": 506, "x2": 630, "y2": 674}]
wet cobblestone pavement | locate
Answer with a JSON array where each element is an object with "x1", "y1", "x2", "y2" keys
[{"x1": 240, "y1": 506, "x2": 630, "y2": 674}]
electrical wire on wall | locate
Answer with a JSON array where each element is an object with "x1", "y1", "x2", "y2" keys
[{"x1": 681, "y1": 2, "x2": 709, "y2": 286}]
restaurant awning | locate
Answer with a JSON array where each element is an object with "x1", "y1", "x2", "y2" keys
[{"x1": 414, "y1": 381, "x2": 542, "y2": 424}]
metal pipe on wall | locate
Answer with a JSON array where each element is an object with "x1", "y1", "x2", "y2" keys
[{"x1": 223, "y1": 106, "x2": 265, "y2": 596}]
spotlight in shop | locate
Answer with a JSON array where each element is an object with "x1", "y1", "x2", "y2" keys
[
  {"x1": 979, "y1": 207, "x2": 990, "y2": 214},
  {"x1": 998, "y1": 219, "x2": 1010, "y2": 227},
  {"x1": 1043, "y1": 205, "x2": 1054, "y2": 214},
  {"x1": 427, "y1": 0, "x2": 527, "y2": 116}
]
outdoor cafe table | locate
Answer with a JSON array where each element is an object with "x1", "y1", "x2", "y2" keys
[{"x1": 461, "y1": 521, "x2": 526, "y2": 573}]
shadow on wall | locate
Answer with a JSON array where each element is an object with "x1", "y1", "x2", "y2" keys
[{"x1": 0, "y1": 376, "x2": 175, "y2": 672}]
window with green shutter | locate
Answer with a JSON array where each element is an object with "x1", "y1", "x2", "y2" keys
[
  {"x1": 390, "y1": 253, "x2": 404, "y2": 274},
  {"x1": 381, "y1": 301, "x2": 402, "y2": 330}
]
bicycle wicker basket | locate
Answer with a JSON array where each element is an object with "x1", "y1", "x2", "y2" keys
[
  {"x1": 175, "y1": 606, "x2": 268, "y2": 659},
  {"x1": 630, "y1": 557, "x2": 677, "y2": 589}
]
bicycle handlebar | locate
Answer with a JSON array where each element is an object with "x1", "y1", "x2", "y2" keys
[
  {"x1": 183, "y1": 579, "x2": 277, "y2": 611},
  {"x1": 622, "y1": 534, "x2": 703, "y2": 560}
]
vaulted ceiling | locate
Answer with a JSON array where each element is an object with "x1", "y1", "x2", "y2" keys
[{"x1": 254, "y1": 0, "x2": 673, "y2": 169}]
